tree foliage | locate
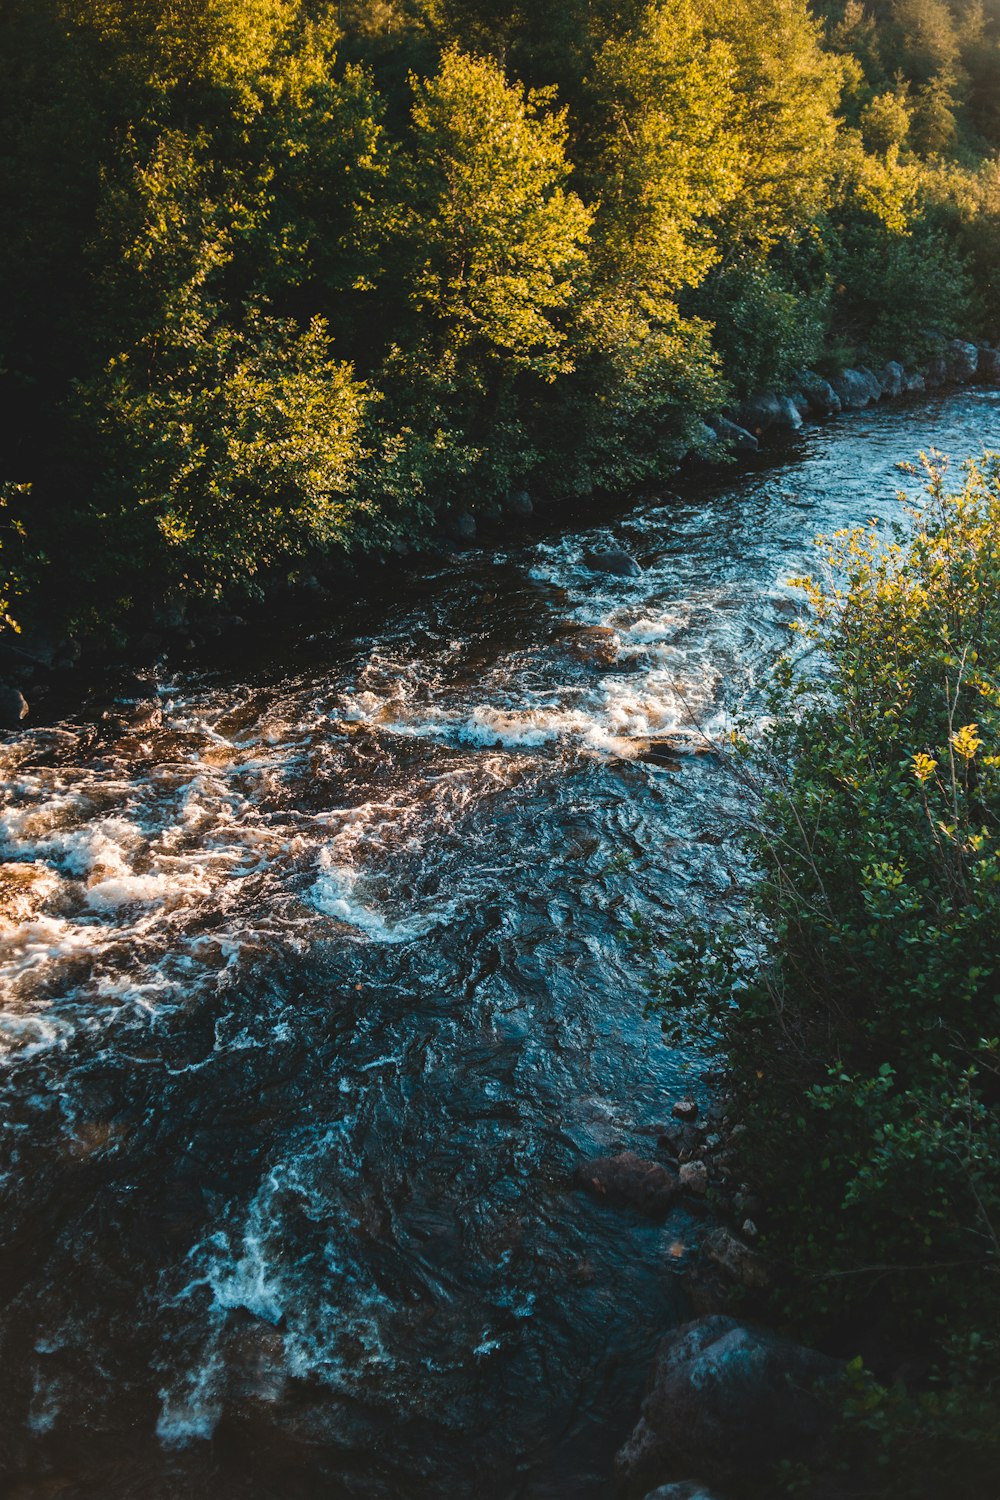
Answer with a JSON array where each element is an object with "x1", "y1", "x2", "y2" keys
[{"x1": 2, "y1": 0, "x2": 999, "y2": 632}]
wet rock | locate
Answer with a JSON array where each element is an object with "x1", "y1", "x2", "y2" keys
[
  {"x1": 672, "y1": 1098, "x2": 699, "y2": 1122},
  {"x1": 505, "y1": 488, "x2": 534, "y2": 519},
  {"x1": 449, "y1": 512, "x2": 477, "y2": 542},
  {"x1": 583, "y1": 548, "x2": 642, "y2": 578},
  {"x1": 679, "y1": 1160, "x2": 709, "y2": 1197},
  {"x1": 223, "y1": 1313, "x2": 289, "y2": 1408},
  {"x1": 658, "y1": 1123, "x2": 701, "y2": 1162},
  {"x1": 563, "y1": 625, "x2": 620, "y2": 669},
  {"x1": 736, "y1": 393, "x2": 802, "y2": 440},
  {"x1": 643, "y1": 1485, "x2": 728, "y2": 1500},
  {"x1": 878, "y1": 360, "x2": 904, "y2": 398},
  {"x1": 830, "y1": 367, "x2": 879, "y2": 409},
  {"x1": 705, "y1": 415, "x2": 758, "y2": 453},
  {"x1": 576, "y1": 1151, "x2": 680, "y2": 1218},
  {"x1": 946, "y1": 338, "x2": 979, "y2": 383},
  {"x1": 703, "y1": 1227, "x2": 770, "y2": 1289},
  {"x1": 795, "y1": 370, "x2": 842, "y2": 417},
  {"x1": 617, "y1": 1316, "x2": 843, "y2": 1489},
  {"x1": 978, "y1": 345, "x2": 1000, "y2": 383},
  {"x1": 0, "y1": 685, "x2": 29, "y2": 728},
  {"x1": 922, "y1": 350, "x2": 948, "y2": 388},
  {"x1": 902, "y1": 369, "x2": 926, "y2": 395}
]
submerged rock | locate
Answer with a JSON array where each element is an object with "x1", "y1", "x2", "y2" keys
[
  {"x1": 583, "y1": 548, "x2": 642, "y2": 578},
  {"x1": 617, "y1": 1316, "x2": 843, "y2": 1489},
  {"x1": 575, "y1": 1151, "x2": 679, "y2": 1218}
]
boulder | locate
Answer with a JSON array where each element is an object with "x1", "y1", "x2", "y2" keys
[
  {"x1": 583, "y1": 548, "x2": 642, "y2": 579},
  {"x1": 705, "y1": 415, "x2": 758, "y2": 454},
  {"x1": 672, "y1": 1098, "x2": 699, "y2": 1121},
  {"x1": 703, "y1": 1226, "x2": 770, "y2": 1289},
  {"x1": 922, "y1": 350, "x2": 948, "y2": 388},
  {"x1": 946, "y1": 338, "x2": 979, "y2": 383},
  {"x1": 575, "y1": 1151, "x2": 679, "y2": 1218},
  {"x1": 505, "y1": 488, "x2": 534, "y2": 519},
  {"x1": 977, "y1": 346, "x2": 1000, "y2": 384},
  {"x1": 795, "y1": 370, "x2": 842, "y2": 418},
  {"x1": 856, "y1": 366, "x2": 884, "y2": 402},
  {"x1": 902, "y1": 370, "x2": 926, "y2": 395},
  {"x1": 617, "y1": 1316, "x2": 843, "y2": 1489},
  {"x1": 0, "y1": 685, "x2": 28, "y2": 729},
  {"x1": 830, "y1": 368, "x2": 878, "y2": 409},
  {"x1": 878, "y1": 361, "x2": 905, "y2": 398},
  {"x1": 736, "y1": 392, "x2": 803, "y2": 440},
  {"x1": 679, "y1": 1160, "x2": 709, "y2": 1196},
  {"x1": 449, "y1": 512, "x2": 477, "y2": 543}
]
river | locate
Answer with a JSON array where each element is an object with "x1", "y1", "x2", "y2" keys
[{"x1": 0, "y1": 391, "x2": 996, "y2": 1499}]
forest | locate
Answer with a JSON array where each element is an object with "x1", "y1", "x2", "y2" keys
[{"x1": 2, "y1": 0, "x2": 1000, "y2": 640}]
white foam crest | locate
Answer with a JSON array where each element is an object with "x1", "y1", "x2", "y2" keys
[{"x1": 311, "y1": 845, "x2": 443, "y2": 943}]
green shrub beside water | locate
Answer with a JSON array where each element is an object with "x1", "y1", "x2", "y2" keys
[{"x1": 651, "y1": 455, "x2": 1000, "y2": 1494}]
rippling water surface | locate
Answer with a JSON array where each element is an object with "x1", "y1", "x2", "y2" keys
[{"x1": 1, "y1": 394, "x2": 997, "y2": 1498}]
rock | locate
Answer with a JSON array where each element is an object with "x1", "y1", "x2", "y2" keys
[
  {"x1": 686, "y1": 421, "x2": 721, "y2": 460},
  {"x1": 703, "y1": 1227, "x2": 769, "y2": 1288},
  {"x1": 563, "y1": 625, "x2": 620, "y2": 669},
  {"x1": 505, "y1": 488, "x2": 534, "y2": 519},
  {"x1": 449, "y1": 512, "x2": 477, "y2": 542},
  {"x1": 946, "y1": 338, "x2": 979, "y2": 383},
  {"x1": 857, "y1": 366, "x2": 884, "y2": 402},
  {"x1": 741, "y1": 1219, "x2": 759, "y2": 1240},
  {"x1": 0, "y1": 685, "x2": 29, "y2": 728},
  {"x1": 922, "y1": 347, "x2": 948, "y2": 388},
  {"x1": 643, "y1": 1485, "x2": 728, "y2": 1500},
  {"x1": 617, "y1": 1316, "x2": 843, "y2": 1489},
  {"x1": 830, "y1": 367, "x2": 879, "y2": 409},
  {"x1": 706, "y1": 415, "x2": 759, "y2": 453},
  {"x1": 978, "y1": 346, "x2": 1000, "y2": 384},
  {"x1": 878, "y1": 360, "x2": 905, "y2": 398},
  {"x1": 672, "y1": 1098, "x2": 699, "y2": 1121},
  {"x1": 735, "y1": 392, "x2": 803, "y2": 440},
  {"x1": 795, "y1": 370, "x2": 842, "y2": 417},
  {"x1": 576, "y1": 1151, "x2": 680, "y2": 1218},
  {"x1": 658, "y1": 1122, "x2": 701, "y2": 1161},
  {"x1": 679, "y1": 1160, "x2": 709, "y2": 1196},
  {"x1": 583, "y1": 548, "x2": 642, "y2": 578},
  {"x1": 902, "y1": 369, "x2": 926, "y2": 395}
]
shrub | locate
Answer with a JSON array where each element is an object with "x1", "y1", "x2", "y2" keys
[{"x1": 649, "y1": 455, "x2": 1000, "y2": 1495}]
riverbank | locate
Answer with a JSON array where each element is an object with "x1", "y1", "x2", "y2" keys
[{"x1": 3, "y1": 334, "x2": 998, "y2": 735}]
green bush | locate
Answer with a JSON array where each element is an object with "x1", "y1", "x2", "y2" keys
[{"x1": 649, "y1": 455, "x2": 1000, "y2": 1495}]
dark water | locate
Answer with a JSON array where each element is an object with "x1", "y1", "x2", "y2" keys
[{"x1": 0, "y1": 393, "x2": 997, "y2": 1499}]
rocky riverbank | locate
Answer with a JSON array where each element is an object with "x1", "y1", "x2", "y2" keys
[
  {"x1": 575, "y1": 1091, "x2": 852, "y2": 1499},
  {"x1": 2, "y1": 335, "x2": 997, "y2": 734}
]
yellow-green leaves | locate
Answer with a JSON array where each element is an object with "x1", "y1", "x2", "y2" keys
[{"x1": 407, "y1": 47, "x2": 592, "y2": 381}]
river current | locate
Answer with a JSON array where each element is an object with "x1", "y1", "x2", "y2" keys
[{"x1": 0, "y1": 392, "x2": 997, "y2": 1499}]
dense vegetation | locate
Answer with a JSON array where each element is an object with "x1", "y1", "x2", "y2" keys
[
  {"x1": 653, "y1": 457, "x2": 1000, "y2": 1496},
  {"x1": 2, "y1": 0, "x2": 1000, "y2": 636}
]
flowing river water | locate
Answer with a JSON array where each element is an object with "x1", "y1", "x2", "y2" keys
[{"x1": 0, "y1": 392, "x2": 997, "y2": 1499}]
